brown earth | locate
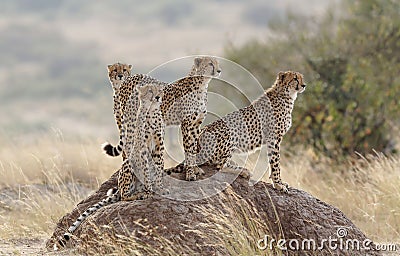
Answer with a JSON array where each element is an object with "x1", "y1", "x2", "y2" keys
[{"x1": 46, "y1": 166, "x2": 382, "y2": 255}]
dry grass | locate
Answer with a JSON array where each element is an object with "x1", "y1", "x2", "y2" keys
[
  {"x1": 0, "y1": 134, "x2": 119, "y2": 253},
  {"x1": 73, "y1": 191, "x2": 278, "y2": 256},
  {"x1": 191, "y1": 189, "x2": 277, "y2": 255},
  {"x1": 282, "y1": 149, "x2": 400, "y2": 244},
  {"x1": 0, "y1": 133, "x2": 399, "y2": 254}
]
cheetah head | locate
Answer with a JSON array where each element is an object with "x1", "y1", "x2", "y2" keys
[
  {"x1": 137, "y1": 84, "x2": 164, "y2": 109},
  {"x1": 276, "y1": 71, "x2": 306, "y2": 100},
  {"x1": 191, "y1": 56, "x2": 222, "y2": 78},
  {"x1": 107, "y1": 62, "x2": 132, "y2": 89}
]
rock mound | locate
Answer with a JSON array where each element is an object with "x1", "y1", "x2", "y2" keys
[{"x1": 46, "y1": 166, "x2": 381, "y2": 255}]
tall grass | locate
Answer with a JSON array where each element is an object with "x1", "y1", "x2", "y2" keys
[
  {"x1": 282, "y1": 149, "x2": 400, "y2": 244},
  {"x1": 0, "y1": 134, "x2": 119, "y2": 241},
  {"x1": 0, "y1": 133, "x2": 398, "y2": 253}
]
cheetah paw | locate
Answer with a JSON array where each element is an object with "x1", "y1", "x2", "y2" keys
[
  {"x1": 273, "y1": 182, "x2": 289, "y2": 193},
  {"x1": 122, "y1": 191, "x2": 153, "y2": 201},
  {"x1": 186, "y1": 172, "x2": 197, "y2": 181},
  {"x1": 139, "y1": 191, "x2": 154, "y2": 200},
  {"x1": 185, "y1": 166, "x2": 204, "y2": 181},
  {"x1": 194, "y1": 166, "x2": 205, "y2": 176}
]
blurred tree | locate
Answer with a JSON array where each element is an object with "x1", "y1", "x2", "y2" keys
[{"x1": 225, "y1": 0, "x2": 400, "y2": 157}]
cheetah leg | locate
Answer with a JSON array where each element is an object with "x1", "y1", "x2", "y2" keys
[
  {"x1": 181, "y1": 112, "x2": 206, "y2": 181},
  {"x1": 119, "y1": 159, "x2": 153, "y2": 201},
  {"x1": 119, "y1": 172, "x2": 151, "y2": 201},
  {"x1": 113, "y1": 94, "x2": 123, "y2": 132},
  {"x1": 268, "y1": 139, "x2": 289, "y2": 193},
  {"x1": 122, "y1": 190, "x2": 153, "y2": 201},
  {"x1": 114, "y1": 98, "x2": 127, "y2": 160},
  {"x1": 141, "y1": 150, "x2": 154, "y2": 193},
  {"x1": 124, "y1": 113, "x2": 135, "y2": 160},
  {"x1": 119, "y1": 160, "x2": 139, "y2": 200},
  {"x1": 152, "y1": 131, "x2": 169, "y2": 195}
]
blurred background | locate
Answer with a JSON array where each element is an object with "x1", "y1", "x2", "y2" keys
[
  {"x1": 1, "y1": 0, "x2": 399, "y2": 158},
  {"x1": 0, "y1": 0, "x2": 333, "y2": 141}
]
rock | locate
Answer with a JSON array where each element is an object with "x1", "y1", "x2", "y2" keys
[{"x1": 46, "y1": 166, "x2": 381, "y2": 255}]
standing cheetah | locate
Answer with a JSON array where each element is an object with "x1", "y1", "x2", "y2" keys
[
  {"x1": 105, "y1": 62, "x2": 133, "y2": 159},
  {"x1": 170, "y1": 71, "x2": 306, "y2": 192},
  {"x1": 55, "y1": 84, "x2": 165, "y2": 249},
  {"x1": 103, "y1": 56, "x2": 221, "y2": 181}
]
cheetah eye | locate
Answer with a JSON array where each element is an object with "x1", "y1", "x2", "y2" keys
[
  {"x1": 209, "y1": 62, "x2": 214, "y2": 67},
  {"x1": 294, "y1": 77, "x2": 299, "y2": 84},
  {"x1": 113, "y1": 69, "x2": 118, "y2": 73}
]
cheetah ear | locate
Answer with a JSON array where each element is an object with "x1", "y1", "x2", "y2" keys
[
  {"x1": 128, "y1": 64, "x2": 133, "y2": 70},
  {"x1": 278, "y1": 71, "x2": 285, "y2": 82},
  {"x1": 194, "y1": 57, "x2": 202, "y2": 68},
  {"x1": 107, "y1": 64, "x2": 113, "y2": 71}
]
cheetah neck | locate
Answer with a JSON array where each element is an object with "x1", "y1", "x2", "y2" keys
[
  {"x1": 112, "y1": 87, "x2": 120, "y2": 95},
  {"x1": 289, "y1": 91, "x2": 298, "y2": 101},
  {"x1": 188, "y1": 67, "x2": 206, "y2": 76},
  {"x1": 192, "y1": 75, "x2": 212, "y2": 90},
  {"x1": 264, "y1": 89, "x2": 295, "y2": 113},
  {"x1": 201, "y1": 76, "x2": 212, "y2": 89},
  {"x1": 188, "y1": 68, "x2": 213, "y2": 83},
  {"x1": 134, "y1": 104, "x2": 153, "y2": 145},
  {"x1": 111, "y1": 79, "x2": 123, "y2": 90}
]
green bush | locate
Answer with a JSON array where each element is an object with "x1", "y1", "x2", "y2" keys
[{"x1": 225, "y1": 0, "x2": 400, "y2": 156}]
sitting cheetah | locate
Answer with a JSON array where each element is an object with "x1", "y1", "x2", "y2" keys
[
  {"x1": 169, "y1": 71, "x2": 306, "y2": 192},
  {"x1": 56, "y1": 84, "x2": 165, "y2": 249},
  {"x1": 105, "y1": 62, "x2": 133, "y2": 159},
  {"x1": 126, "y1": 83, "x2": 165, "y2": 198},
  {"x1": 103, "y1": 56, "x2": 221, "y2": 181}
]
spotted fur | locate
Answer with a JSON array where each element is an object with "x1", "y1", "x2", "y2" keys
[
  {"x1": 56, "y1": 84, "x2": 164, "y2": 249},
  {"x1": 168, "y1": 71, "x2": 306, "y2": 192},
  {"x1": 103, "y1": 56, "x2": 221, "y2": 181},
  {"x1": 102, "y1": 63, "x2": 133, "y2": 159}
]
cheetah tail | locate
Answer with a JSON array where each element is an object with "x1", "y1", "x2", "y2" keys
[
  {"x1": 164, "y1": 162, "x2": 185, "y2": 175},
  {"x1": 55, "y1": 188, "x2": 120, "y2": 249},
  {"x1": 102, "y1": 141, "x2": 122, "y2": 157}
]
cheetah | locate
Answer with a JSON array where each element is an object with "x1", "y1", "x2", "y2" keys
[
  {"x1": 102, "y1": 56, "x2": 221, "y2": 181},
  {"x1": 127, "y1": 83, "x2": 165, "y2": 198},
  {"x1": 169, "y1": 71, "x2": 306, "y2": 193},
  {"x1": 55, "y1": 84, "x2": 165, "y2": 249},
  {"x1": 105, "y1": 63, "x2": 133, "y2": 159}
]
